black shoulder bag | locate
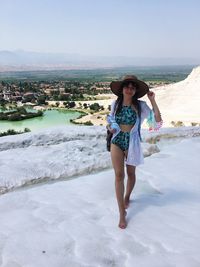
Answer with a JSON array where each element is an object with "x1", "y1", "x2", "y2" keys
[{"x1": 106, "y1": 128, "x2": 113, "y2": 152}]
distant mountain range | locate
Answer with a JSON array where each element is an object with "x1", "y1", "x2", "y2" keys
[{"x1": 0, "y1": 50, "x2": 200, "y2": 71}]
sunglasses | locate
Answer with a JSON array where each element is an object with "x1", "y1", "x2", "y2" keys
[{"x1": 123, "y1": 82, "x2": 137, "y2": 89}]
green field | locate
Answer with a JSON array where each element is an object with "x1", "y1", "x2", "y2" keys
[{"x1": 0, "y1": 65, "x2": 195, "y2": 83}]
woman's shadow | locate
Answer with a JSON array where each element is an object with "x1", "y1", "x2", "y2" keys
[{"x1": 126, "y1": 178, "x2": 200, "y2": 222}]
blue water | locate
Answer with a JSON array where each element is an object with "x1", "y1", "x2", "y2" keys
[{"x1": 0, "y1": 108, "x2": 82, "y2": 132}]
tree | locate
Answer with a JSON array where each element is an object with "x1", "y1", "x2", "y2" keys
[
  {"x1": 24, "y1": 128, "x2": 31, "y2": 132},
  {"x1": 83, "y1": 103, "x2": 88, "y2": 109},
  {"x1": 90, "y1": 103, "x2": 101, "y2": 112},
  {"x1": 37, "y1": 95, "x2": 47, "y2": 105},
  {"x1": 68, "y1": 101, "x2": 76, "y2": 108},
  {"x1": 16, "y1": 106, "x2": 27, "y2": 114}
]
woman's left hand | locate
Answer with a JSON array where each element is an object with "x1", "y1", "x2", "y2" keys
[{"x1": 147, "y1": 90, "x2": 155, "y2": 101}]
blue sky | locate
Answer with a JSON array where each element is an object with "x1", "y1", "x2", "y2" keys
[{"x1": 0, "y1": 0, "x2": 200, "y2": 58}]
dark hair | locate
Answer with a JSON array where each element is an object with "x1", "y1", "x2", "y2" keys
[
  {"x1": 113, "y1": 81, "x2": 142, "y2": 140},
  {"x1": 114, "y1": 81, "x2": 140, "y2": 113}
]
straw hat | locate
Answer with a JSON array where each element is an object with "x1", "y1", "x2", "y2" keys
[{"x1": 110, "y1": 75, "x2": 149, "y2": 98}]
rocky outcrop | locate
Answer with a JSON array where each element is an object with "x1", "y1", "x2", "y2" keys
[{"x1": 143, "y1": 66, "x2": 200, "y2": 127}]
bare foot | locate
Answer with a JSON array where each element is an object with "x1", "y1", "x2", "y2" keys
[
  {"x1": 118, "y1": 210, "x2": 127, "y2": 229},
  {"x1": 124, "y1": 196, "x2": 130, "y2": 209}
]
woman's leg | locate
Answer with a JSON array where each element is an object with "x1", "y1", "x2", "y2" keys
[
  {"x1": 110, "y1": 143, "x2": 127, "y2": 229},
  {"x1": 124, "y1": 163, "x2": 136, "y2": 209}
]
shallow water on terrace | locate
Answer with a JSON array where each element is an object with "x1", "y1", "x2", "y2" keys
[{"x1": 0, "y1": 108, "x2": 82, "y2": 132}]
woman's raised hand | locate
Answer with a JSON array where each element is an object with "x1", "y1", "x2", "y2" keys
[{"x1": 147, "y1": 90, "x2": 155, "y2": 101}]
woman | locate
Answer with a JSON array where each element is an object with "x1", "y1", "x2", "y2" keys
[{"x1": 107, "y1": 75, "x2": 162, "y2": 229}]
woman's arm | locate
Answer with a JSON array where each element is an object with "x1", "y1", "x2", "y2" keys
[
  {"x1": 147, "y1": 91, "x2": 162, "y2": 122},
  {"x1": 106, "y1": 100, "x2": 118, "y2": 133},
  {"x1": 140, "y1": 91, "x2": 163, "y2": 131},
  {"x1": 106, "y1": 100, "x2": 116, "y2": 133}
]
